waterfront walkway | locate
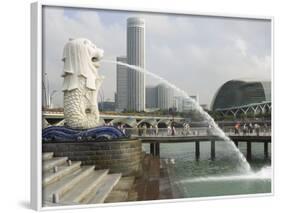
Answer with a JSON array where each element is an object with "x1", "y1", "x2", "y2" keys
[
  {"x1": 137, "y1": 134, "x2": 271, "y2": 161},
  {"x1": 126, "y1": 127, "x2": 271, "y2": 137}
]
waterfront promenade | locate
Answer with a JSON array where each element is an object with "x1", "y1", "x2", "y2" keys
[{"x1": 128, "y1": 127, "x2": 271, "y2": 161}]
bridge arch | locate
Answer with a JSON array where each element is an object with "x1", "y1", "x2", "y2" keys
[
  {"x1": 157, "y1": 119, "x2": 171, "y2": 128},
  {"x1": 111, "y1": 118, "x2": 137, "y2": 128},
  {"x1": 137, "y1": 118, "x2": 157, "y2": 127}
]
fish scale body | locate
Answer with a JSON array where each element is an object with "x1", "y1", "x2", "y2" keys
[{"x1": 64, "y1": 77, "x2": 99, "y2": 129}]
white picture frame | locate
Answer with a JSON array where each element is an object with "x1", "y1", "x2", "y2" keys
[{"x1": 31, "y1": 1, "x2": 274, "y2": 211}]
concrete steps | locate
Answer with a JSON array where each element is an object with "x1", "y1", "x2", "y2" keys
[
  {"x1": 43, "y1": 157, "x2": 68, "y2": 172},
  {"x1": 42, "y1": 152, "x2": 125, "y2": 206},
  {"x1": 43, "y1": 161, "x2": 82, "y2": 186},
  {"x1": 105, "y1": 191, "x2": 128, "y2": 203},
  {"x1": 60, "y1": 169, "x2": 109, "y2": 204},
  {"x1": 43, "y1": 166, "x2": 94, "y2": 202},
  {"x1": 43, "y1": 152, "x2": 54, "y2": 160},
  {"x1": 105, "y1": 176, "x2": 136, "y2": 203},
  {"x1": 82, "y1": 174, "x2": 121, "y2": 204},
  {"x1": 114, "y1": 176, "x2": 135, "y2": 191}
]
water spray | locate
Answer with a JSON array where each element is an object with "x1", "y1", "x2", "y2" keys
[{"x1": 102, "y1": 59, "x2": 251, "y2": 172}]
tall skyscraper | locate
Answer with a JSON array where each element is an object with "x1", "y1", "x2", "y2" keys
[
  {"x1": 127, "y1": 17, "x2": 145, "y2": 112},
  {"x1": 116, "y1": 56, "x2": 128, "y2": 111}
]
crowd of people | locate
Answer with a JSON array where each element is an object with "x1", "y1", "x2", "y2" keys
[
  {"x1": 233, "y1": 122, "x2": 269, "y2": 136},
  {"x1": 134, "y1": 122, "x2": 195, "y2": 136},
  {"x1": 103, "y1": 121, "x2": 270, "y2": 137}
]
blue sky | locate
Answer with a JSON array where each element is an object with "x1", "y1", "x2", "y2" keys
[{"x1": 42, "y1": 6, "x2": 271, "y2": 108}]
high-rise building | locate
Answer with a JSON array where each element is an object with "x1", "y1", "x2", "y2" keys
[
  {"x1": 146, "y1": 86, "x2": 158, "y2": 108},
  {"x1": 157, "y1": 84, "x2": 174, "y2": 110},
  {"x1": 173, "y1": 96, "x2": 183, "y2": 112},
  {"x1": 173, "y1": 95, "x2": 199, "y2": 112},
  {"x1": 127, "y1": 17, "x2": 145, "y2": 111},
  {"x1": 182, "y1": 95, "x2": 199, "y2": 112},
  {"x1": 116, "y1": 56, "x2": 128, "y2": 111}
]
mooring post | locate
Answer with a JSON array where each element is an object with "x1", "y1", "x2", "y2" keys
[
  {"x1": 211, "y1": 140, "x2": 215, "y2": 160},
  {"x1": 155, "y1": 142, "x2": 160, "y2": 157},
  {"x1": 195, "y1": 141, "x2": 200, "y2": 160},
  {"x1": 247, "y1": 141, "x2": 252, "y2": 161},
  {"x1": 264, "y1": 142, "x2": 269, "y2": 159},
  {"x1": 150, "y1": 143, "x2": 155, "y2": 156}
]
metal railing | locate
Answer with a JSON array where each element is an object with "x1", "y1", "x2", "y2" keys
[{"x1": 124, "y1": 127, "x2": 271, "y2": 137}]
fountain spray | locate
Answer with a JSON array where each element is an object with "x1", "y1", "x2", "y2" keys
[{"x1": 102, "y1": 59, "x2": 251, "y2": 172}]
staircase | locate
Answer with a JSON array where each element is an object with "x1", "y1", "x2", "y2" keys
[
  {"x1": 42, "y1": 152, "x2": 122, "y2": 207},
  {"x1": 105, "y1": 176, "x2": 138, "y2": 203}
]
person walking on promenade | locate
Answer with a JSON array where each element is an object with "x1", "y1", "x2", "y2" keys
[
  {"x1": 242, "y1": 123, "x2": 248, "y2": 135},
  {"x1": 234, "y1": 123, "x2": 240, "y2": 135},
  {"x1": 143, "y1": 124, "x2": 147, "y2": 136},
  {"x1": 207, "y1": 124, "x2": 212, "y2": 136},
  {"x1": 167, "y1": 125, "x2": 171, "y2": 136},
  {"x1": 249, "y1": 122, "x2": 253, "y2": 134},
  {"x1": 184, "y1": 123, "x2": 191, "y2": 136},
  {"x1": 264, "y1": 123, "x2": 268, "y2": 135},
  {"x1": 171, "y1": 124, "x2": 176, "y2": 136},
  {"x1": 155, "y1": 124, "x2": 159, "y2": 136},
  {"x1": 117, "y1": 123, "x2": 121, "y2": 130},
  {"x1": 254, "y1": 123, "x2": 260, "y2": 136}
]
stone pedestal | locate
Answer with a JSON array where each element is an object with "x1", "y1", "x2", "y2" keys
[{"x1": 43, "y1": 138, "x2": 142, "y2": 176}]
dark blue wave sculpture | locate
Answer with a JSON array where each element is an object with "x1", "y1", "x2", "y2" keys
[{"x1": 42, "y1": 126, "x2": 126, "y2": 142}]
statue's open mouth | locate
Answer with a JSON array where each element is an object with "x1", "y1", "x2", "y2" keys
[
  {"x1": 92, "y1": 57, "x2": 99, "y2": 62},
  {"x1": 92, "y1": 56, "x2": 101, "y2": 68},
  {"x1": 91, "y1": 47, "x2": 103, "y2": 69}
]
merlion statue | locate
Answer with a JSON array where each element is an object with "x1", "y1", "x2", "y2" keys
[
  {"x1": 62, "y1": 38, "x2": 104, "y2": 129},
  {"x1": 42, "y1": 38, "x2": 125, "y2": 141}
]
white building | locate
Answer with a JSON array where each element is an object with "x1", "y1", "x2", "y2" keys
[
  {"x1": 174, "y1": 95, "x2": 200, "y2": 112},
  {"x1": 173, "y1": 96, "x2": 183, "y2": 112},
  {"x1": 182, "y1": 95, "x2": 199, "y2": 112},
  {"x1": 127, "y1": 17, "x2": 146, "y2": 112},
  {"x1": 157, "y1": 84, "x2": 174, "y2": 110},
  {"x1": 116, "y1": 56, "x2": 128, "y2": 111}
]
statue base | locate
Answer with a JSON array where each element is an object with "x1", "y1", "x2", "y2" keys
[{"x1": 42, "y1": 126, "x2": 126, "y2": 142}]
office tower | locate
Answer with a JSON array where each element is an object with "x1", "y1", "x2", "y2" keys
[{"x1": 127, "y1": 17, "x2": 145, "y2": 111}]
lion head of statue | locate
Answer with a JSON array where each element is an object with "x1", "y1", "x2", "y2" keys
[{"x1": 62, "y1": 38, "x2": 104, "y2": 91}]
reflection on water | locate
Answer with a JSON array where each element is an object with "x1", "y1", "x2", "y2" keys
[{"x1": 143, "y1": 141, "x2": 271, "y2": 198}]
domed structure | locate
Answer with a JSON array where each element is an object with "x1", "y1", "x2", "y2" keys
[{"x1": 211, "y1": 80, "x2": 271, "y2": 111}]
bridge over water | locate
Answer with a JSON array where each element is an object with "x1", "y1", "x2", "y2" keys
[
  {"x1": 138, "y1": 135, "x2": 271, "y2": 161},
  {"x1": 43, "y1": 111, "x2": 271, "y2": 161},
  {"x1": 43, "y1": 111, "x2": 184, "y2": 127}
]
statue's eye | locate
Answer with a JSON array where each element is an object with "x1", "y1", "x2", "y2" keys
[{"x1": 92, "y1": 57, "x2": 98, "y2": 62}]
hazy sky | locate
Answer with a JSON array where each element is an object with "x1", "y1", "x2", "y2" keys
[{"x1": 42, "y1": 6, "x2": 271, "y2": 108}]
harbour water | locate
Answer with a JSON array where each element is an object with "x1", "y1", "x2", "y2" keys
[{"x1": 143, "y1": 142, "x2": 271, "y2": 198}]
